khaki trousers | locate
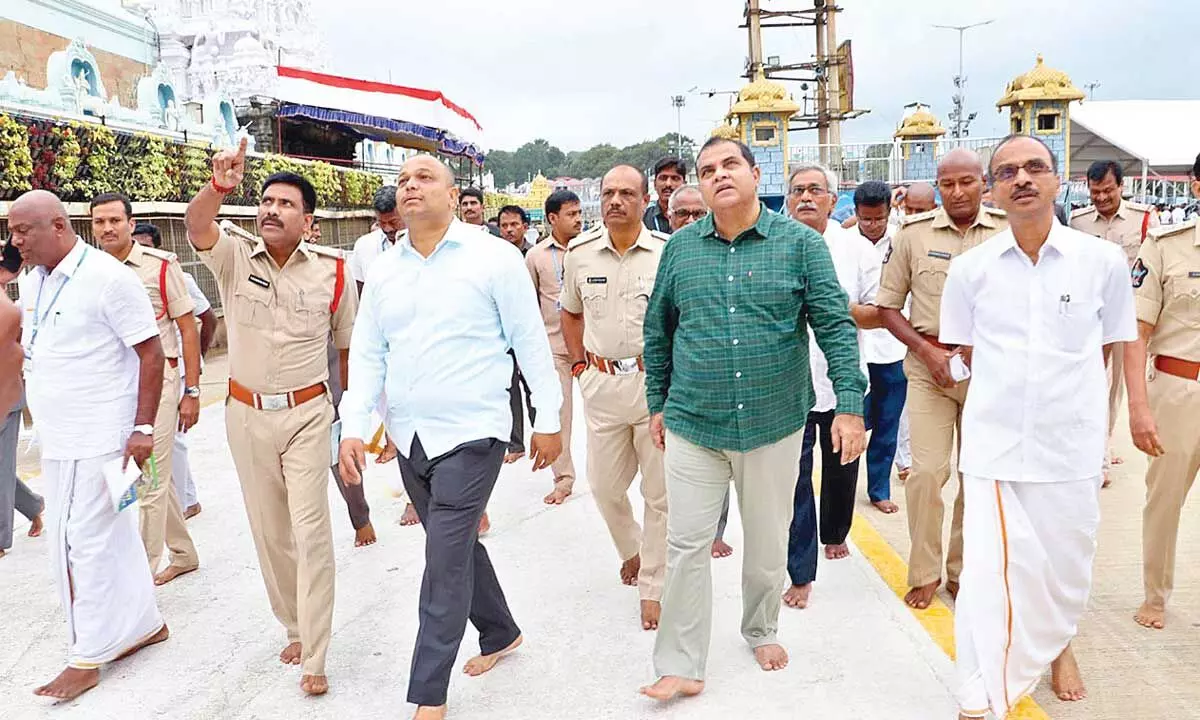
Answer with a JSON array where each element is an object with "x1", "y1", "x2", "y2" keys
[
  {"x1": 226, "y1": 393, "x2": 336, "y2": 676},
  {"x1": 578, "y1": 368, "x2": 666, "y2": 601},
  {"x1": 903, "y1": 353, "x2": 966, "y2": 588},
  {"x1": 551, "y1": 353, "x2": 576, "y2": 487},
  {"x1": 139, "y1": 366, "x2": 198, "y2": 573},
  {"x1": 653, "y1": 427, "x2": 806, "y2": 680},
  {"x1": 1142, "y1": 370, "x2": 1200, "y2": 607},
  {"x1": 1104, "y1": 350, "x2": 1126, "y2": 470}
]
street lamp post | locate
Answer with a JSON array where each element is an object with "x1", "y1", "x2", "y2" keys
[
  {"x1": 671, "y1": 95, "x2": 686, "y2": 158},
  {"x1": 932, "y1": 19, "x2": 994, "y2": 141}
]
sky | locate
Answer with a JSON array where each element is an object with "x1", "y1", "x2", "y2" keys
[{"x1": 313, "y1": 0, "x2": 1198, "y2": 153}]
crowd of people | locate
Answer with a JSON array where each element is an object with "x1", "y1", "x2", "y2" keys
[{"x1": 0, "y1": 132, "x2": 1197, "y2": 720}]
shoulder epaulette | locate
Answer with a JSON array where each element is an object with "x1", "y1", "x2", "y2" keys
[
  {"x1": 1147, "y1": 218, "x2": 1198, "y2": 241},
  {"x1": 899, "y1": 210, "x2": 937, "y2": 227},
  {"x1": 1070, "y1": 205, "x2": 1097, "y2": 219},
  {"x1": 141, "y1": 245, "x2": 178, "y2": 263},
  {"x1": 219, "y1": 220, "x2": 259, "y2": 245},
  {"x1": 1125, "y1": 201, "x2": 1153, "y2": 213},
  {"x1": 648, "y1": 230, "x2": 671, "y2": 243},
  {"x1": 306, "y1": 243, "x2": 344, "y2": 260},
  {"x1": 567, "y1": 227, "x2": 604, "y2": 250},
  {"x1": 982, "y1": 205, "x2": 1008, "y2": 218}
]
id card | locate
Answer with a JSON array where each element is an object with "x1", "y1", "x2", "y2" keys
[{"x1": 330, "y1": 418, "x2": 342, "y2": 467}]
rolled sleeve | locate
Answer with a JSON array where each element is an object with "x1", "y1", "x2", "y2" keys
[
  {"x1": 163, "y1": 260, "x2": 196, "y2": 320},
  {"x1": 874, "y1": 230, "x2": 913, "y2": 309},
  {"x1": 195, "y1": 225, "x2": 237, "y2": 280},
  {"x1": 1132, "y1": 239, "x2": 1164, "y2": 326},
  {"x1": 804, "y1": 239, "x2": 866, "y2": 416}
]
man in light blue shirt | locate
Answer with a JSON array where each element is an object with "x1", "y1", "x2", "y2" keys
[{"x1": 338, "y1": 155, "x2": 562, "y2": 720}]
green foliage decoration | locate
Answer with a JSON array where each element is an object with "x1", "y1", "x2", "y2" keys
[{"x1": 0, "y1": 114, "x2": 34, "y2": 197}]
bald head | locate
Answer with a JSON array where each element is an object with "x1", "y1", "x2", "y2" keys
[
  {"x1": 904, "y1": 182, "x2": 937, "y2": 215},
  {"x1": 8, "y1": 189, "x2": 75, "y2": 270},
  {"x1": 397, "y1": 154, "x2": 458, "y2": 230},
  {"x1": 601, "y1": 165, "x2": 650, "y2": 232},
  {"x1": 11, "y1": 189, "x2": 69, "y2": 223},
  {"x1": 936, "y1": 148, "x2": 986, "y2": 226},
  {"x1": 938, "y1": 148, "x2": 984, "y2": 178}
]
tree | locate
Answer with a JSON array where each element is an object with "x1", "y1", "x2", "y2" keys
[{"x1": 484, "y1": 132, "x2": 698, "y2": 188}]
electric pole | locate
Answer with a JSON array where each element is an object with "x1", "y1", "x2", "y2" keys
[
  {"x1": 1084, "y1": 81, "x2": 1100, "y2": 100},
  {"x1": 671, "y1": 95, "x2": 686, "y2": 158},
  {"x1": 932, "y1": 19, "x2": 993, "y2": 140}
]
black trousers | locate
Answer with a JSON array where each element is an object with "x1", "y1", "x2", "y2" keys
[
  {"x1": 398, "y1": 434, "x2": 520, "y2": 707},
  {"x1": 328, "y1": 340, "x2": 371, "y2": 530},
  {"x1": 787, "y1": 409, "x2": 861, "y2": 585},
  {"x1": 507, "y1": 350, "x2": 534, "y2": 454}
]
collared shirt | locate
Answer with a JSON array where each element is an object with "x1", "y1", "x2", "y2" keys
[
  {"x1": 197, "y1": 223, "x2": 358, "y2": 394},
  {"x1": 643, "y1": 204, "x2": 866, "y2": 453},
  {"x1": 877, "y1": 206, "x2": 1009, "y2": 336},
  {"x1": 339, "y1": 218, "x2": 562, "y2": 459},
  {"x1": 939, "y1": 223, "x2": 1136, "y2": 483},
  {"x1": 1069, "y1": 199, "x2": 1158, "y2": 268},
  {"x1": 348, "y1": 228, "x2": 399, "y2": 283},
  {"x1": 19, "y1": 239, "x2": 159, "y2": 460},
  {"x1": 862, "y1": 230, "x2": 909, "y2": 365},
  {"x1": 643, "y1": 203, "x2": 671, "y2": 233},
  {"x1": 1133, "y1": 219, "x2": 1200, "y2": 362},
  {"x1": 809, "y1": 222, "x2": 878, "y2": 412},
  {"x1": 121, "y1": 240, "x2": 194, "y2": 359},
  {"x1": 559, "y1": 226, "x2": 666, "y2": 360},
  {"x1": 525, "y1": 235, "x2": 572, "y2": 356}
]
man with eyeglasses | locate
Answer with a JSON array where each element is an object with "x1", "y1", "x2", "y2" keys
[
  {"x1": 944, "y1": 134, "x2": 1135, "y2": 719},
  {"x1": 667, "y1": 185, "x2": 708, "y2": 232},
  {"x1": 876, "y1": 148, "x2": 1008, "y2": 611}
]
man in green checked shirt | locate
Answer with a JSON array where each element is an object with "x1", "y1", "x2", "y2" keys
[{"x1": 639, "y1": 137, "x2": 867, "y2": 702}]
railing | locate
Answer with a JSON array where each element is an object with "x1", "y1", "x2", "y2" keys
[{"x1": 790, "y1": 137, "x2": 1007, "y2": 187}]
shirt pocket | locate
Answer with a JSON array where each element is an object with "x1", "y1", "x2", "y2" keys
[
  {"x1": 1163, "y1": 274, "x2": 1200, "y2": 329},
  {"x1": 284, "y1": 289, "x2": 330, "y2": 339},
  {"x1": 581, "y1": 282, "x2": 609, "y2": 318},
  {"x1": 232, "y1": 283, "x2": 273, "y2": 332},
  {"x1": 914, "y1": 257, "x2": 951, "y2": 299},
  {"x1": 1051, "y1": 293, "x2": 1100, "y2": 352}
]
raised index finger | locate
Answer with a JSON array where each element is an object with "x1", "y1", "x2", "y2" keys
[{"x1": 235, "y1": 136, "x2": 248, "y2": 161}]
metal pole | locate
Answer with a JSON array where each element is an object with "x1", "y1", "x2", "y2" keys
[
  {"x1": 826, "y1": 4, "x2": 841, "y2": 170},
  {"x1": 815, "y1": 2, "x2": 828, "y2": 163},
  {"x1": 957, "y1": 31, "x2": 965, "y2": 140},
  {"x1": 747, "y1": 0, "x2": 764, "y2": 78}
]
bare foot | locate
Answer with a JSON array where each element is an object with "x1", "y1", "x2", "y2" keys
[
  {"x1": 872, "y1": 500, "x2": 899, "y2": 514},
  {"x1": 641, "y1": 600, "x2": 660, "y2": 631},
  {"x1": 1102, "y1": 471, "x2": 1111, "y2": 489},
  {"x1": 503, "y1": 451, "x2": 524, "y2": 464},
  {"x1": 620, "y1": 554, "x2": 641, "y2": 586},
  {"x1": 543, "y1": 479, "x2": 572, "y2": 505},
  {"x1": 399, "y1": 503, "x2": 421, "y2": 527},
  {"x1": 300, "y1": 674, "x2": 328, "y2": 696},
  {"x1": 463, "y1": 635, "x2": 522, "y2": 676},
  {"x1": 1112, "y1": 455, "x2": 1124, "y2": 465},
  {"x1": 639, "y1": 675, "x2": 705, "y2": 701},
  {"x1": 897, "y1": 466, "x2": 910, "y2": 482},
  {"x1": 153, "y1": 564, "x2": 198, "y2": 586},
  {"x1": 711, "y1": 539, "x2": 734, "y2": 558},
  {"x1": 1134, "y1": 602, "x2": 1166, "y2": 629},
  {"x1": 183, "y1": 503, "x2": 202, "y2": 520},
  {"x1": 413, "y1": 706, "x2": 447, "y2": 720},
  {"x1": 824, "y1": 543, "x2": 850, "y2": 560},
  {"x1": 946, "y1": 580, "x2": 960, "y2": 601},
  {"x1": 113, "y1": 624, "x2": 170, "y2": 661},
  {"x1": 905, "y1": 579, "x2": 940, "y2": 609},
  {"x1": 280, "y1": 641, "x2": 302, "y2": 665},
  {"x1": 753, "y1": 643, "x2": 789, "y2": 671},
  {"x1": 28, "y1": 513, "x2": 44, "y2": 537},
  {"x1": 478, "y1": 513, "x2": 490, "y2": 537},
  {"x1": 0, "y1": 548, "x2": 5, "y2": 559},
  {"x1": 354, "y1": 523, "x2": 377, "y2": 547},
  {"x1": 33, "y1": 667, "x2": 99, "y2": 700},
  {"x1": 1050, "y1": 645, "x2": 1086, "y2": 701},
  {"x1": 782, "y1": 583, "x2": 812, "y2": 609},
  {"x1": 376, "y1": 437, "x2": 398, "y2": 463}
]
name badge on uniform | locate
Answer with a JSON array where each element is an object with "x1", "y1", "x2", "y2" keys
[
  {"x1": 248, "y1": 274, "x2": 271, "y2": 289},
  {"x1": 1189, "y1": 271, "x2": 1200, "y2": 278},
  {"x1": 586, "y1": 276, "x2": 608, "y2": 284},
  {"x1": 927, "y1": 250, "x2": 952, "y2": 260}
]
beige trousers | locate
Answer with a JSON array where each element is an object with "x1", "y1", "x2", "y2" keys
[
  {"x1": 653, "y1": 427, "x2": 806, "y2": 680},
  {"x1": 138, "y1": 366, "x2": 198, "y2": 573},
  {"x1": 226, "y1": 393, "x2": 336, "y2": 676},
  {"x1": 903, "y1": 353, "x2": 966, "y2": 588},
  {"x1": 551, "y1": 353, "x2": 576, "y2": 487},
  {"x1": 1104, "y1": 349, "x2": 1126, "y2": 471},
  {"x1": 1142, "y1": 370, "x2": 1200, "y2": 608},
  {"x1": 578, "y1": 368, "x2": 666, "y2": 601}
]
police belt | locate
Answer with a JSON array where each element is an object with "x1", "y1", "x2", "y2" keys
[
  {"x1": 919, "y1": 333, "x2": 956, "y2": 351},
  {"x1": 228, "y1": 378, "x2": 327, "y2": 411},
  {"x1": 585, "y1": 350, "x2": 644, "y2": 376},
  {"x1": 1154, "y1": 355, "x2": 1200, "y2": 381}
]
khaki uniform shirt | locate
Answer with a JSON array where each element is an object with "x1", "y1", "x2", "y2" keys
[
  {"x1": 1070, "y1": 199, "x2": 1158, "y2": 268},
  {"x1": 560, "y1": 225, "x2": 667, "y2": 360},
  {"x1": 1133, "y1": 218, "x2": 1200, "y2": 362},
  {"x1": 525, "y1": 235, "x2": 571, "y2": 357},
  {"x1": 876, "y1": 206, "x2": 1009, "y2": 336},
  {"x1": 121, "y1": 240, "x2": 194, "y2": 359},
  {"x1": 198, "y1": 222, "x2": 358, "y2": 393}
]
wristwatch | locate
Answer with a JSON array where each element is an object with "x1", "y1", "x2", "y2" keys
[
  {"x1": 183, "y1": 386, "x2": 201, "y2": 399},
  {"x1": 570, "y1": 360, "x2": 588, "y2": 378},
  {"x1": 132, "y1": 424, "x2": 154, "y2": 436}
]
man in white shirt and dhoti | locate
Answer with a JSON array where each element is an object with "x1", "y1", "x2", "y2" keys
[
  {"x1": 939, "y1": 136, "x2": 1136, "y2": 718},
  {"x1": 9, "y1": 190, "x2": 169, "y2": 701}
]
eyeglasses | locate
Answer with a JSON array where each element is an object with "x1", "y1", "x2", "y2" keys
[
  {"x1": 672, "y1": 209, "x2": 708, "y2": 220},
  {"x1": 789, "y1": 185, "x2": 829, "y2": 197},
  {"x1": 991, "y1": 159, "x2": 1054, "y2": 183}
]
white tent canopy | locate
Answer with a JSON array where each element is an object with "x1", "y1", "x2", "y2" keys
[{"x1": 1070, "y1": 100, "x2": 1200, "y2": 178}]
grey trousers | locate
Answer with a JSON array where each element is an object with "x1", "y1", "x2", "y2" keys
[
  {"x1": 1, "y1": 409, "x2": 43, "y2": 551},
  {"x1": 653, "y1": 427, "x2": 806, "y2": 680}
]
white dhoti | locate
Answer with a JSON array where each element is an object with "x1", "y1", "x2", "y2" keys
[
  {"x1": 172, "y1": 429, "x2": 199, "y2": 509},
  {"x1": 45, "y1": 452, "x2": 165, "y2": 668},
  {"x1": 955, "y1": 475, "x2": 1101, "y2": 717}
]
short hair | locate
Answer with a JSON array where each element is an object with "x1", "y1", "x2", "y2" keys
[
  {"x1": 988, "y1": 134, "x2": 1058, "y2": 177},
  {"x1": 652, "y1": 156, "x2": 687, "y2": 179},
  {"x1": 668, "y1": 185, "x2": 703, "y2": 211},
  {"x1": 789, "y1": 162, "x2": 839, "y2": 194},
  {"x1": 1191, "y1": 152, "x2": 1200, "y2": 179},
  {"x1": 132, "y1": 222, "x2": 162, "y2": 248},
  {"x1": 262, "y1": 172, "x2": 317, "y2": 213},
  {"x1": 459, "y1": 186, "x2": 485, "y2": 205},
  {"x1": 89, "y1": 191, "x2": 132, "y2": 218},
  {"x1": 544, "y1": 189, "x2": 580, "y2": 217},
  {"x1": 373, "y1": 185, "x2": 398, "y2": 214},
  {"x1": 1086, "y1": 160, "x2": 1123, "y2": 185},
  {"x1": 603, "y1": 165, "x2": 649, "y2": 195},
  {"x1": 697, "y1": 136, "x2": 756, "y2": 168},
  {"x1": 853, "y1": 181, "x2": 892, "y2": 209},
  {"x1": 498, "y1": 205, "x2": 529, "y2": 225}
]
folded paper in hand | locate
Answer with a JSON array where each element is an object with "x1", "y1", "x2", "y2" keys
[{"x1": 102, "y1": 455, "x2": 156, "y2": 513}]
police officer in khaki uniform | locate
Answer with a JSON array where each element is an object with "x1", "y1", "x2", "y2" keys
[
  {"x1": 560, "y1": 164, "x2": 669, "y2": 632},
  {"x1": 876, "y1": 148, "x2": 1008, "y2": 610},
  {"x1": 185, "y1": 138, "x2": 357, "y2": 696},
  {"x1": 90, "y1": 192, "x2": 201, "y2": 586},
  {"x1": 1124, "y1": 161, "x2": 1200, "y2": 631},
  {"x1": 1071, "y1": 160, "x2": 1159, "y2": 485}
]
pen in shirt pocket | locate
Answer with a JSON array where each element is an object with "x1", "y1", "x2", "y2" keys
[{"x1": 1058, "y1": 294, "x2": 1071, "y2": 315}]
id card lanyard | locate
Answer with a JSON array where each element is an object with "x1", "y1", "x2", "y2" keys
[
  {"x1": 26, "y1": 246, "x2": 89, "y2": 359},
  {"x1": 551, "y1": 243, "x2": 564, "y2": 311}
]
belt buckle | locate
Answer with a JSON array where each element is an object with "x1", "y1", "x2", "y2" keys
[
  {"x1": 612, "y1": 357, "x2": 640, "y2": 375},
  {"x1": 258, "y1": 393, "x2": 289, "y2": 411}
]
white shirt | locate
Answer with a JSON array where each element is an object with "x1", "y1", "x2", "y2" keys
[
  {"x1": 19, "y1": 239, "x2": 159, "y2": 460},
  {"x1": 339, "y1": 218, "x2": 562, "y2": 459},
  {"x1": 348, "y1": 229, "x2": 400, "y2": 284},
  {"x1": 1170, "y1": 207, "x2": 1186, "y2": 225},
  {"x1": 862, "y1": 231, "x2": 909, "y2": 365},
  {"x1": 808, "y1": 222, "x2": 879, "y2": 412},
  {"x1": 939, "y1": 223, "x2": 1136, "y2": 483}
]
